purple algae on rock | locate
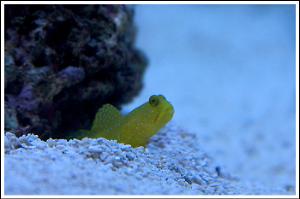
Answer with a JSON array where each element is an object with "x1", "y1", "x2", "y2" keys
[{"x1": 5, "y1": 5, "x2": 148, "y2": 139}]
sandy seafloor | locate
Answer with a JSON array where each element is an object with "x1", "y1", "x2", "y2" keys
[{"x1": 4, "y1": 5, "x2": 297, "y2": 195}]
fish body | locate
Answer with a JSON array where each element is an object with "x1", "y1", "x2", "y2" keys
[{"x1": 76, "y1": 95, "x2": 174, "y2": 147}]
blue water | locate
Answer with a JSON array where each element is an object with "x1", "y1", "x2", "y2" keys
[{"x1": 125, "y1": 5, "x2": 296, "y2": 193}]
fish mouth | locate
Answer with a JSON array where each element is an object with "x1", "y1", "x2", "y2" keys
[
  {"x1": 166, "y1": 105, "x2": 174, "y2": 116},
  {"x1": 153, "y1": 105, "x2": 174, "y2": 123}
]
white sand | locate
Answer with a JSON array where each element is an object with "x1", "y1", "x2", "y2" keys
[{"x1": 4, "y1": 125, "x2": 288, "y2": 195}]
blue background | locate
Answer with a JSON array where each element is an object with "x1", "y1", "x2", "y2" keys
[{"x1": 124, "y1": 5, "x2": 296, "y2": 192}]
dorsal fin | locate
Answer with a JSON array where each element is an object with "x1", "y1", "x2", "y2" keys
[{"x1": 90, "y1": 104, "x2": 122, "y2": 139}]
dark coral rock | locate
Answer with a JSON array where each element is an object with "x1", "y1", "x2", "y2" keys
[{"x1": 5, "y1": 5, "x2": 148, "y2": 139}]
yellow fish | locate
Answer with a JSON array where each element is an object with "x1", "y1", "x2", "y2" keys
[{"x1": 75, "y1": 95, "x2": 174, "y2": 147}]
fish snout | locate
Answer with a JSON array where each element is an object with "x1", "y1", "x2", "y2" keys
[{"x1": 166, "y1": 105, "x2": 174, "y2": 116}]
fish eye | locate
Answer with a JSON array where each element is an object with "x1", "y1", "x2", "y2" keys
[{"x1": 149, "y1": 95, "x2": 159, "y2": 107}]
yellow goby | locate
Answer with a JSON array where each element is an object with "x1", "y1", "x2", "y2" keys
[{"x1": 75, "y1": 95, "x2": 174, "y2": 147}]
